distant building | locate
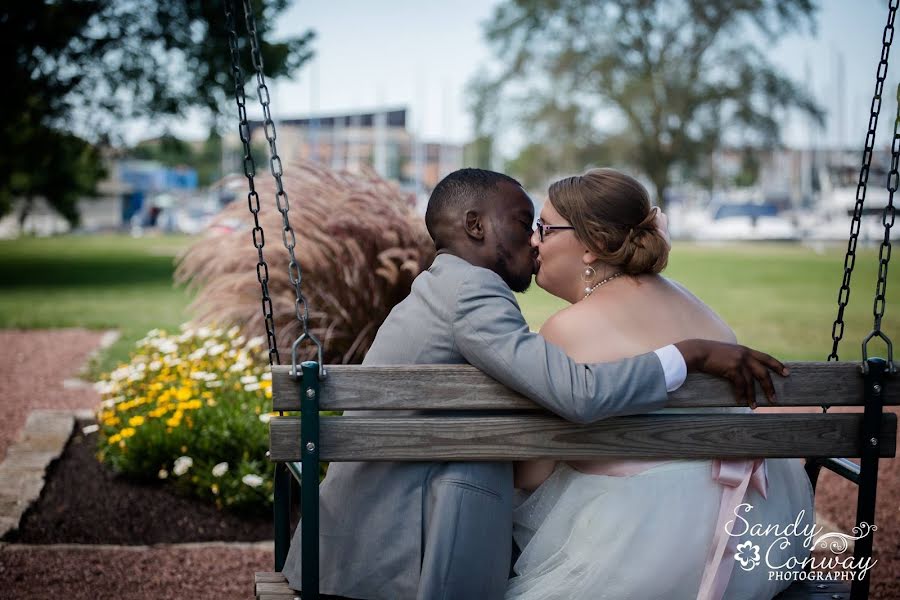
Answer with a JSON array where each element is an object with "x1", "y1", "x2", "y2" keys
[
  {"x1": 118, "y1": 160, "x2": 199, "y2": 225},
  {"x1": 244, "y1": 108, "x2": 463, "y2": 193}
]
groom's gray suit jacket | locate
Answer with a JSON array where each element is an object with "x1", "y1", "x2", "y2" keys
[{"x1": 283, "y1": 253, "x2": 669, "y2": 600}]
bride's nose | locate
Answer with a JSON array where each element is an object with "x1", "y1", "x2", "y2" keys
[{"x1": 530, "y1": 228, "x2": 541, "y2": 247}]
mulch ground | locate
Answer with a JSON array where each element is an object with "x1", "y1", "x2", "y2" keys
[
  {"x1": 5, "y1": 421, "x2": 278, "y2": 545},
  {"x1": 0, "y1": 329, "x2": 898, "y2": 599}
]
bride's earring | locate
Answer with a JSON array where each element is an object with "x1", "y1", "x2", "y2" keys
[{"x1": 580, "y1": 265, "x2": 597, "y2": 295}]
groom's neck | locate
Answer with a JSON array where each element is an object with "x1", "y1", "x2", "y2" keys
[{"x1": 436, "y1": 246, "x2": 495, "y2": 273}]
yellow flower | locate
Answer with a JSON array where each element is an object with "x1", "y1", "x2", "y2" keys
[
  {"x1": 128, "y1": 416, "x2": 145, "y2": 427},
  {"x1": 211, "y1": 483, "x2": 219, "y2": 495},
  {"x1": 120, "y1": 427, "x2": 136, "y2": 438},
  {"x1": 176, "y1": 386, "x2": 192, "y2": 401},
  {"x1": 108, "y1": 433, "x2": 122, "y2": 444}
]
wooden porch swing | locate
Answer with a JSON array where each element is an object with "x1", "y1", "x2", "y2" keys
[{"x1": 220, "y1": 1, "x2": 899, "y2": 599}]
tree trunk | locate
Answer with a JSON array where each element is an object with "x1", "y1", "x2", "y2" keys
[
  {"x1": 18, "y1": 196, "x2": 33, "y2": 232},
  {"x1": 649, "y1": 173, "x2": 669, "y2": 213}
]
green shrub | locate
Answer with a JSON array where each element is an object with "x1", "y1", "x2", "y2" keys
[{"x1": 95, "y1": 325, "x2": 277, "y2": 515}]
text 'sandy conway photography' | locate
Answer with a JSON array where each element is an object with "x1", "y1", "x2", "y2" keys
[{"x1": 727, "y1": 503, "x2": 879, "y2": 583}]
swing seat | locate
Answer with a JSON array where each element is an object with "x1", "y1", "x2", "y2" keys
[{"x1": 261, "y1": 361, "x2": 897, "y2": 600}]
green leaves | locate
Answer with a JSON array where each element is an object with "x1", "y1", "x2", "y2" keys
[{"x1": 2, "y1": 0, "x2": 315, "y2": 224}]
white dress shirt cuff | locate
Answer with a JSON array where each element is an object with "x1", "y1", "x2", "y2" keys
[{"x1": 654, "y1": 344, "x2": 687, "y2": 392}]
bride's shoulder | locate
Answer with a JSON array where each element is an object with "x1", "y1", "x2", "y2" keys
[{"x1": 538, "y1": 301, "x2": 611, "y2": 346}]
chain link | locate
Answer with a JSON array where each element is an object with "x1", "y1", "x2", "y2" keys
[
  {"x1": 223, "y1": 0, "x2": 280, "y2": 367},
  {"x1": 861, "y1": 83, "x2": 898, "y2": 372},
  {"x1": 877, "y1": 85, "x2": 899, "y2": 334},
  {"x1": 239, "y1": 0, "x2": 324, "y2": 378},
  {"x1": 829, "y1": 0, "x2": 899, "y2": 363}
]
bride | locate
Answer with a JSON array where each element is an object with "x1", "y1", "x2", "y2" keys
[{"x1": 507, "y1": 169, "x2": 815, "y2": 600}]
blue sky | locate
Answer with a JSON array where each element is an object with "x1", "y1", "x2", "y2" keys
[{"x1": 162, "y1": 1, "x2": 895, "y2": 154}]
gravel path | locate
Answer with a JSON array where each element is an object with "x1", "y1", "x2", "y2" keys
[
  {"x1": 0, "y1": 329, "x2": 107, "y2": 461},
  {"x1": 0, "y1": 544, "x2": 270, "y2": 600},
  {"x1": 0, "y1": 329, "x2": 897, "y2": 598}
]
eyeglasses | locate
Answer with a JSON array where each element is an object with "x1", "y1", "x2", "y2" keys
[{"x1": 534, "y1": 218, "x2": 575, "y2": 242}]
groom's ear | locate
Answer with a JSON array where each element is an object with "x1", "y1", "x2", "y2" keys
[{"x1": 464, "y1": 210, "x2": 485, "y2": 241}]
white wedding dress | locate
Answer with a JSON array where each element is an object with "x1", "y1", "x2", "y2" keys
[{"x1": 506, "y1": 409, "x2": 816, "y2": 600}]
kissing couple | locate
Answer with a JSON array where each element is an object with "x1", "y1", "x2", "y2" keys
[{"x1": 283, "y1": 168, "x2": 814, "y2": 600}]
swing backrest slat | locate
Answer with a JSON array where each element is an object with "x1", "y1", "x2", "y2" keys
[{"x1": 270, "y1": 362, "x2": 900, "y2": 411}]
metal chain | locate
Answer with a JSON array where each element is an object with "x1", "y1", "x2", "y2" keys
[
  {"x1": 239, "y1": 0, "x2": 324, "y2": 378},
  {"x1": 874, "y1": 87, "x2": 898, "y2": 336},
  {"x1": 223, "y1": 0, "x2": 280, "y2": 367},
  {"x1": 829, "y1": 0, "x2": 898, "y2": 363},
  {"x1": 861, "y1": 83, "x2": 898, "y2": 373}
]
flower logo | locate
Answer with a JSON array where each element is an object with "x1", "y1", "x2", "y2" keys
[{"x1": 734, "y1": 541, "x2": 761, "y2": 571}]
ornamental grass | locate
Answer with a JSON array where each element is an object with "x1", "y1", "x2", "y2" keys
[
  {"x1": 96, "y1": 162, "x2": 434, "y2": 514},
  {"x1": 174, "y1": 161, "x2": 435, "y2": 364}
]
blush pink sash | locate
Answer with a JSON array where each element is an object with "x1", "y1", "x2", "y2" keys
[{"x1": 697, "y1": 459, "x2": 769, "y2": 600}]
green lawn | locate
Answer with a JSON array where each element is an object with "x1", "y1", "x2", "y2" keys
[
  {"x1": 0, "y1": 234, "x2": 197, "y2": 376},
  {"x1": 0, "y1": 235, "x2": 896, "y2": 376},
  {"x1": 516, "y1": 242, "x2": 899, "y2": 361}
]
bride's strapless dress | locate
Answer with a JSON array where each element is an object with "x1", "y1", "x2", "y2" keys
[{"x1": 507, "y1": 416, "x2": 815, "y2": 600}]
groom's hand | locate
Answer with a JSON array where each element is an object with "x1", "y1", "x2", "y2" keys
[{"x1": 674, "y1": 339, "x2": 788, "y2": 409}]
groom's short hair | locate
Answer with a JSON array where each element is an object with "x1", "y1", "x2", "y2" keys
[{"x1": 425, "y1": 168, "x2": 522, "y2": 243}]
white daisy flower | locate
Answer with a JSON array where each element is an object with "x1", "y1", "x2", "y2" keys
[
  {"x1": 242, "y1": 474, "x2": 264, "y2": 488},
  {"x1": 173, "y1": 456, "x2": 193, "y2": 476}
]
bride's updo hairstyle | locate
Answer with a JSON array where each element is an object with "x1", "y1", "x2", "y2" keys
[{"x1": 547, "y1": 168, "x2": 668, "y2": 275}]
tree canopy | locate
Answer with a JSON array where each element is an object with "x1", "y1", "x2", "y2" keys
[
  {"x1": 477, "y1": 0, "x2": 824, "y2": 207},
  {"x1": 2, "y1": 0, "x2": 313, "y2": 225}
]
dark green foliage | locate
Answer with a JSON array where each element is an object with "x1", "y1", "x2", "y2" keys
[{"x1": 2, "y1": 0, "x2": 313, "y2": 224}]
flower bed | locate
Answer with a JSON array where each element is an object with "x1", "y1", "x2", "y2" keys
[{"x1": 95, "y1": 326, "x2": 276, "y2": 515}]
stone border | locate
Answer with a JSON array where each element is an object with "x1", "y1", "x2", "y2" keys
[
  {"x1": 63, "y1": 329, "x2": 120, "y2": 390},
  {"x1": 0, "y1": 409, "x2": 80, "y2": 538}
]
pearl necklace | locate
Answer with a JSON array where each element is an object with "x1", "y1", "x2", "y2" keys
[{"x1": 583, "y1": 271, "x2": 623, "y2": 299}]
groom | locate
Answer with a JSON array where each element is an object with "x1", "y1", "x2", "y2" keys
[{"x1": 282, "y1": 168, "x2": 785, "y2": 600}]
